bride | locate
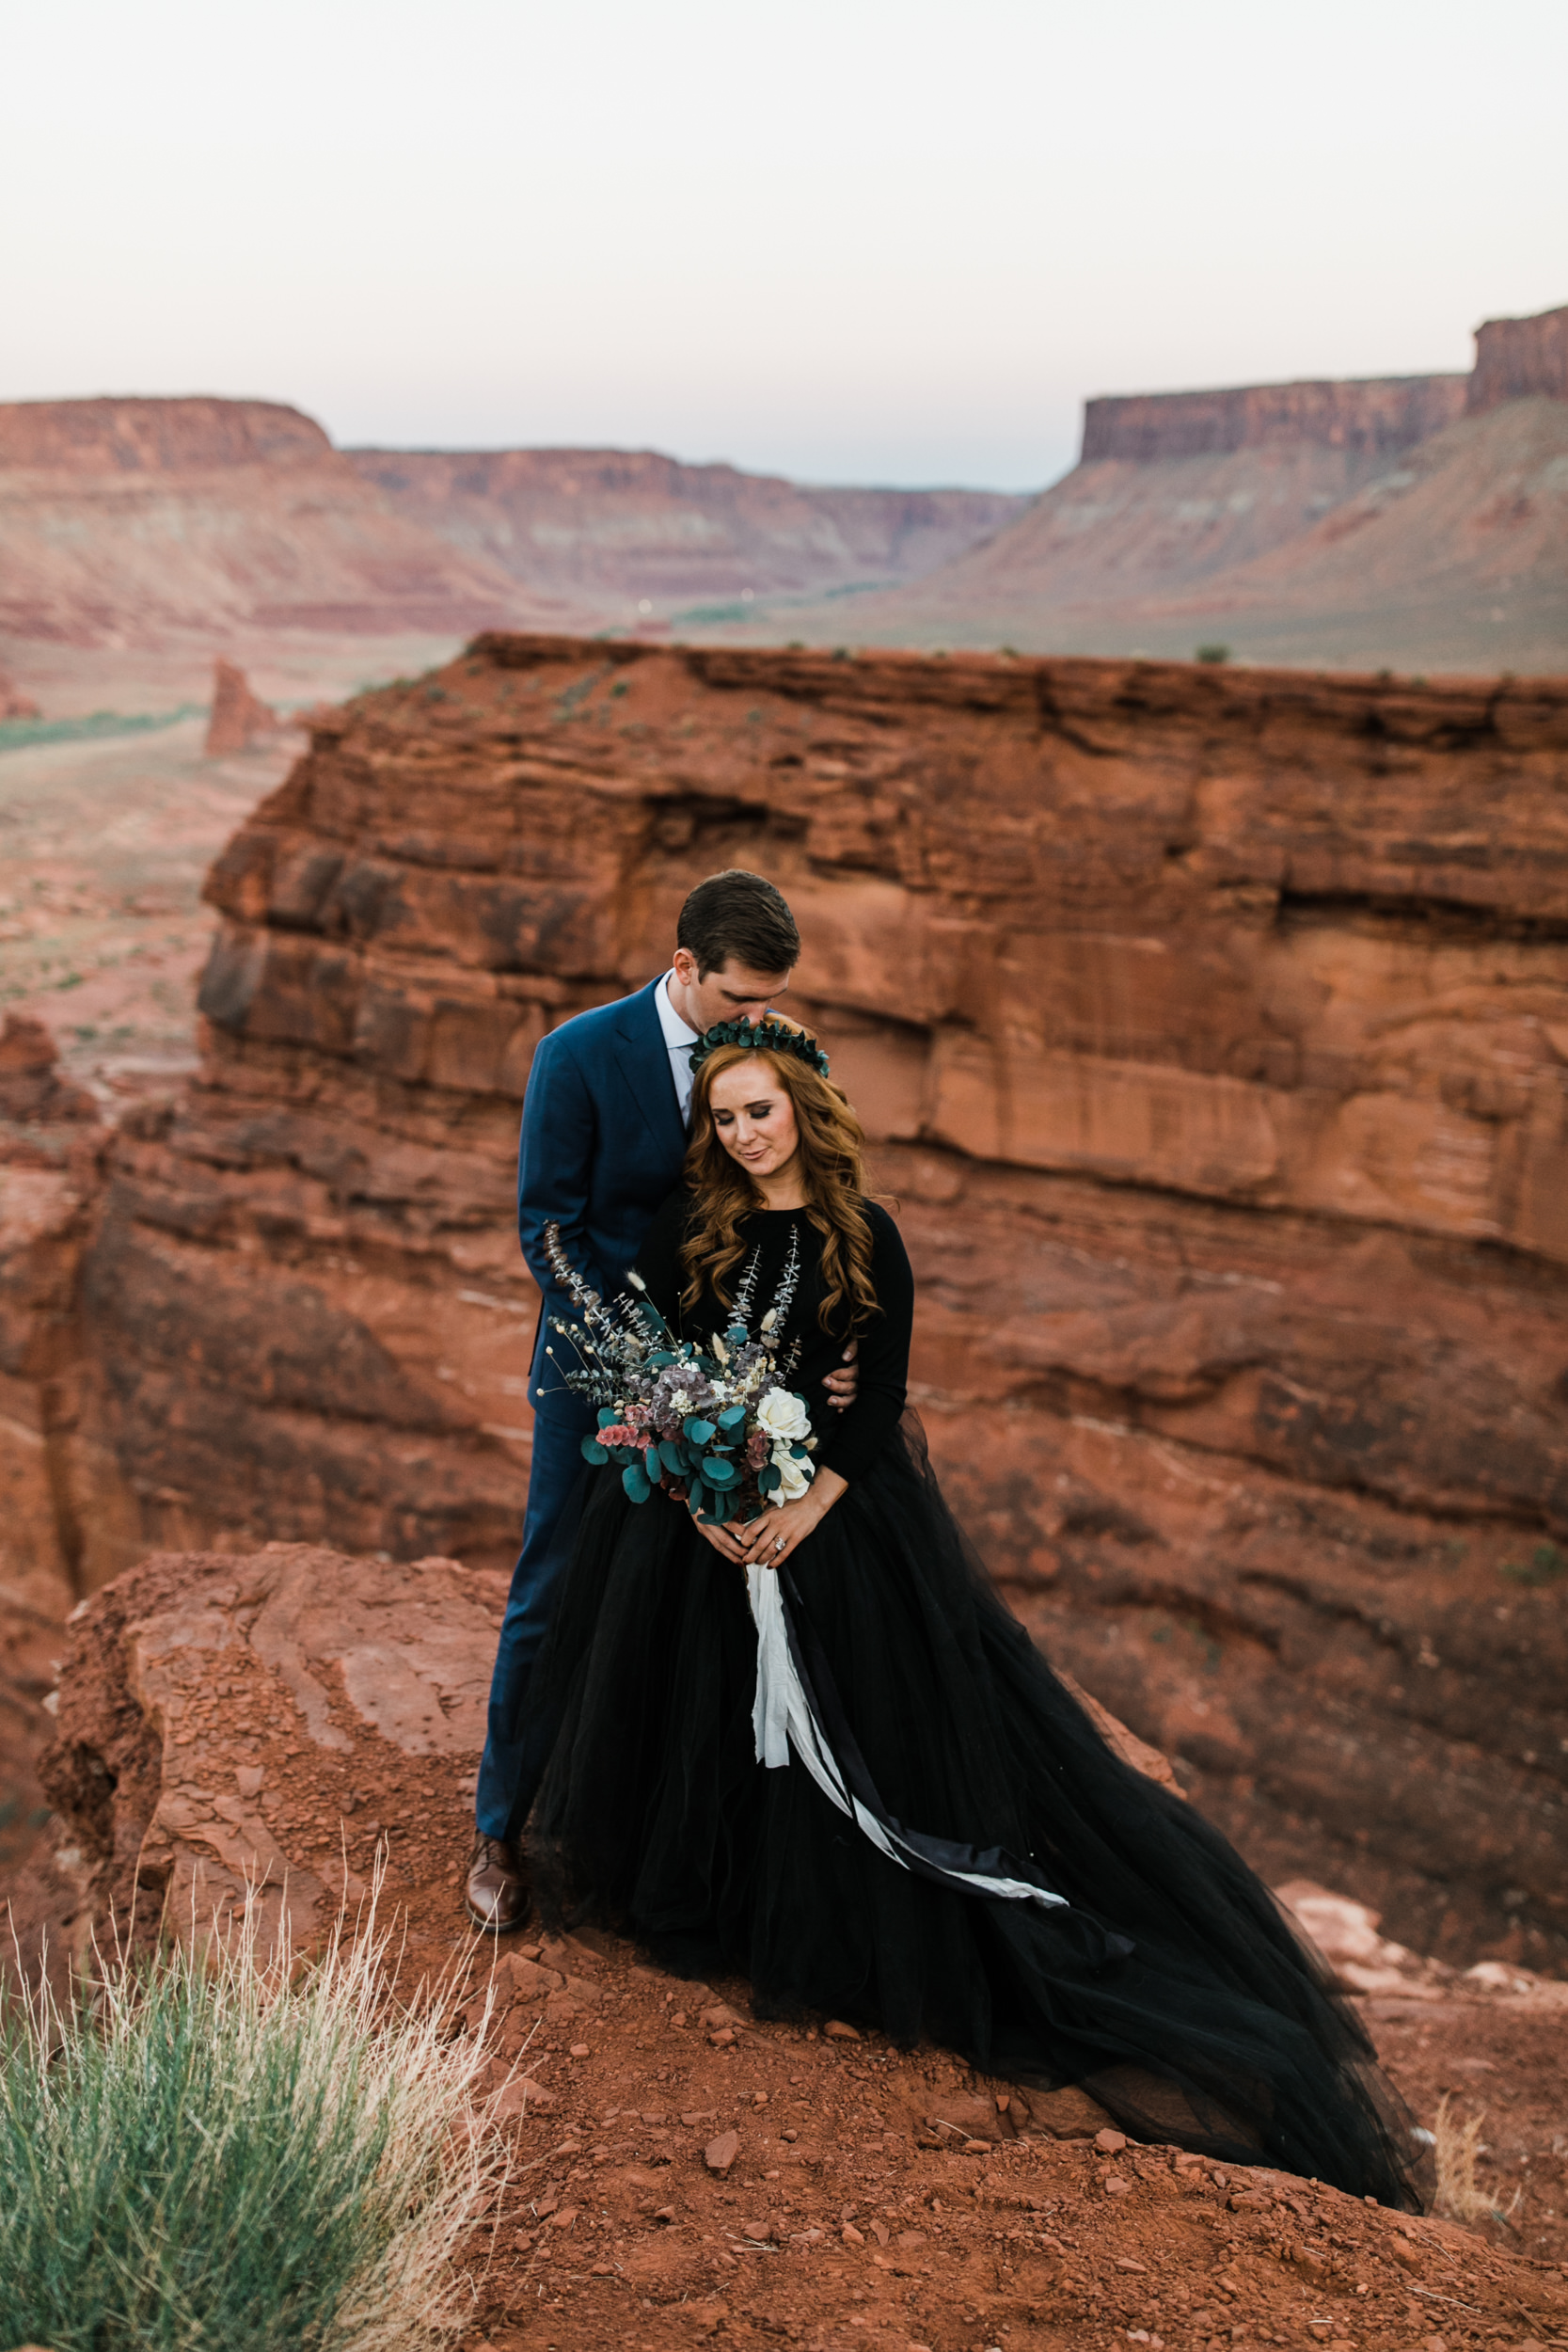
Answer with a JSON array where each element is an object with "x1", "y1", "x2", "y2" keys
[{"x1": 516, "y1": 1016, "x2": 1424, "y2": 2208}]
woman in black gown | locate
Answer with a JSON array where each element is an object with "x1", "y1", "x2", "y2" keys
[{"x1": 520, "y1": 1018, "x2": 1425, "y2": 2209}]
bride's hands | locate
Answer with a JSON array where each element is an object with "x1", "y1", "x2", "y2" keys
[
  {"x1": 735, "y1": 1468, "x2": 847, "y2": 1571},
  {"x1": 689, "y1": 1469, "x2": 847, "y2": 1569}
]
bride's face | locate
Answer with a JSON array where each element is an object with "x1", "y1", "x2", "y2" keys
[{"x1": 706, "y1": 1057, "x2": 801, "y2": 1185}]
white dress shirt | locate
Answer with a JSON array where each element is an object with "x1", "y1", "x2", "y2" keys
[{"x1": 655, "y1": 970, "x2": 700, "y2": 1126}]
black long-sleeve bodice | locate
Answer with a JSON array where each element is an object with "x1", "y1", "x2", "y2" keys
[{"x1": 631, "y1": 1187, "x2": 913, "y2": 1484}]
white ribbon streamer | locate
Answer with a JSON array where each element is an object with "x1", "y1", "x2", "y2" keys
[{"x1": 744, "y1": 1564, "x2": 1066, "y2": 1911}]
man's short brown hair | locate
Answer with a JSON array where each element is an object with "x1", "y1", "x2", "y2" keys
[{"x1": 676, "y1": 869, "x2": 800, "y2": 977}]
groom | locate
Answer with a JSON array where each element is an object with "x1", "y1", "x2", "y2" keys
[{"x1": 467, "y1": 867, "x2": 856, "y2": 1931}]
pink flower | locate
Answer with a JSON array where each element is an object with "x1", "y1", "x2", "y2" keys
[{"x1": 600, "y1": 1423, "x2": 651, "y2": 1451}]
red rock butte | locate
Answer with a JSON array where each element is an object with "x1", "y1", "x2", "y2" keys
[{"x1": 4, "y1": 636, "x2": 1566, "y2": 1981}]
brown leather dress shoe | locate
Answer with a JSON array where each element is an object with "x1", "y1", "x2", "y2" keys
[{"x1": 465, "y1": 1833, "x2": 531, "y2": 1934}]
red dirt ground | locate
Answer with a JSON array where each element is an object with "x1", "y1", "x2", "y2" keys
[{"x1": 386, "y1": 1909, "x2": 1568, "y2": 2352}]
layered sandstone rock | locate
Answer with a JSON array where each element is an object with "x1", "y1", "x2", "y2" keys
[
  {"x1": 37, "y1": 1542, "x2": 503, "y2": 1963},
  {"x1": 1081, "y1": 375, "x2": 1467, "y2": 463},
  {"x1": 0, "y1": 1019, "x2": 113, "y2": 1870},
  {"x1": 9, "y1": 635, "x2": 1568, "y2": 1973}
]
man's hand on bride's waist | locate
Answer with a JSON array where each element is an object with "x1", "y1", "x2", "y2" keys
[{"x1": 824, "y1": 1338, "x2": 858, "y2": 1413}]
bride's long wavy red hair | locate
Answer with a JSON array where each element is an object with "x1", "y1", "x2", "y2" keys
[{"x1": 681, "y1": 1036, "x2": 879, "y2": 1334}]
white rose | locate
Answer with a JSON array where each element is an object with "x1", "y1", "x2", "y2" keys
[
  {"x1": 756, "y1": 1388, "x2": 810, "y2": 1442},
  {"x1": 770, "y1": 1451, "x2": 812, "y2": 1505}
]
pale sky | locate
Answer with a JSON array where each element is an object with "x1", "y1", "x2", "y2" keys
[{"x1": 3, "y1": 0, "x2": 1564, "y2": 489}]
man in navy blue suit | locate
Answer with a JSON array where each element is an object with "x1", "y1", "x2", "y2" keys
[{"x1": 467, "y1": 868, "x2": 856, "y2": 1931}]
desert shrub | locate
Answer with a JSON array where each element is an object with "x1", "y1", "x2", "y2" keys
[
  {"x1": 1196, "y1": 644, "x2": 1230, "y2": 665},
  {"x1": 0, "y1": 1890, "x2": 501, "y2": 2352},
  {"x1": 1499, "y1": 1541, "x2": 1566, "y2": 1587}
]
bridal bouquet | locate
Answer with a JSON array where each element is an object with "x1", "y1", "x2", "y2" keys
[{"x1": 541, "y1": 1221, "x2": 817, "y2": 1526}]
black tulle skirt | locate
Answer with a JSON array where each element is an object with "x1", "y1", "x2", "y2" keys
[{"x1": 525, "y1": 1419, "x2": 1425, "y2": 2208}]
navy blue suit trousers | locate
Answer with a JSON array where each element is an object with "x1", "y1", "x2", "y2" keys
[{"x1": 475, "y1": 977, "x2": 688, "y2": 1842}]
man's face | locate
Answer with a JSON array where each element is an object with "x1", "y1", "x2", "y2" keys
[{"x1": 670, "y1": 948, "x2": 792, "y2": 1036}]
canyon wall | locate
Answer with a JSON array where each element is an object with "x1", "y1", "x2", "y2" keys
[
  {"x1": 8, "y1": 636, "x2": 1568, "y2": 1974},
  {"x1": 345, "y1": 446, "x2": 1025, "y2": 612},
  {"x1": 1468, "y1": 303, "x2": 1568, "y2": 414},
  {"x1": 1080, "y1": 376, "x2": 1468, "y2": 465}
]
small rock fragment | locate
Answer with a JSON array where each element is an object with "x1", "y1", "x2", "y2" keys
[
  {"x1": 841, "y1": 2221, "x2": 864, "y2": 2246},
  {"x1": 824, "y1": 2018, "x2": 861, "y2": 2040},
  {"x1": 705, "y1": 2128, "x2": 740, "y2": 2173},
  {"x1": 1094, "y1": 2127, "x2": 1129, "y2": 2153},
  {"x1": 493, "y1": 2074, "x2": 558, "y2": 2120}
]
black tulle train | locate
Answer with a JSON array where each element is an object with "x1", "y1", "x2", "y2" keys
[{"x1": 524, "y1": 1418, "x2": 1425, "y2": 2209}]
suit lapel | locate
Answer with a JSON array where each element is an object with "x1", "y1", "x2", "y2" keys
[{"x1": 610, "y1": 978, "x2": 687, "y2": 1162}]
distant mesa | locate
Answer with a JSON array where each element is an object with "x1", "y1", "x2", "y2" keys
[
  {"x1": 0, "y1": 299, "x2": 1562, "y2": 674},
  {"x1": 1080, "y1": 373, "x2": 1468, "y2": 464},
  {"x1": 0, "y1": 393, "x2": 332, "y2": 474},
  {"x1": 813, "y1": 297, "x2": 1568, "y2": 674},
  {"x1": 0, "y1": 397, "x2": 580, "y2": 652}
]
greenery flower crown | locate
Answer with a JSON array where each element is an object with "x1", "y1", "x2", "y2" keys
[{"x1": 688, "y1": 1015, "x2": 832, "y2": 1081}]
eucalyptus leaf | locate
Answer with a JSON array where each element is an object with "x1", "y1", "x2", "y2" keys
[{"x1": 622, "y1": 1462, "x2": 652, "y2": 1504}]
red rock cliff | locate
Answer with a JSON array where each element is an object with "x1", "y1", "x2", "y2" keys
[
  {"x1": 0, "y1": 396, "x2": 333, "y2": 472},
  {"x1": 1081, "y1": 376, "x2": 1468, "y2": 464},
  {"x1": 1467, "y1": 302, "x2": 1568, "y2": 414},
  {"x1": 14, "y1": 637, "x2": 1568, "y2": 1975}
]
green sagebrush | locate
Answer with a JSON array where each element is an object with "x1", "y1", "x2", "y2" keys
[{"x1": 1, "y1": 1875, "x2": 505, "y2": 2352}]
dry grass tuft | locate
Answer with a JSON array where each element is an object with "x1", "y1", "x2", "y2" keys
[
  {"x1": 2, "y1": 1865, "x2": 509, "y2": 2352},
  {"x1": 1432, "y1": 2092, "x2": 1519, "y2": 2228}
]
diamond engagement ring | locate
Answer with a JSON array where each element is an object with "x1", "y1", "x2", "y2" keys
[{"x1": 773, "y1": 1536, "x2": 785, "y2": 1553}]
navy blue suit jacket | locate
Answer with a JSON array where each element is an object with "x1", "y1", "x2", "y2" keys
[{"x1": 518, "y1": 977, "x2": 689, "y2": 1424}]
